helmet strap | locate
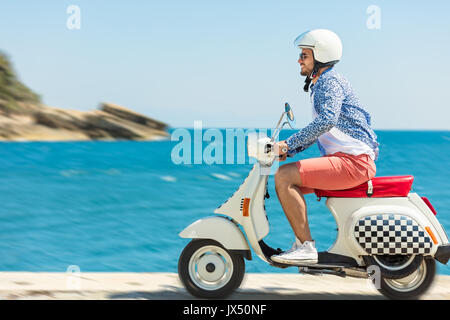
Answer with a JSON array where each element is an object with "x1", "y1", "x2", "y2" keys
[
  {"x1": 303, "y1": 77, "x2": 312, "y2": 92},
  {"x1": 303, "y1": 61, "x2": 321, "y2": 92},
  {"x1": 303, "y1": 60, "x2": 337, "y2": 92}
]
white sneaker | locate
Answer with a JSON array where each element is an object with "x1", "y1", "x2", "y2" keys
[
  {"x1": 283, "y1": 237, "x2": 303, "y2": 255},
  {"x1": 271, "y1": 240, "x2": 318, "y2": 265}
]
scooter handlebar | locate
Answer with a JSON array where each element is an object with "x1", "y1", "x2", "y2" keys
[{"x1": 264, "y1": 143, "x2": 291, "y2": 157}]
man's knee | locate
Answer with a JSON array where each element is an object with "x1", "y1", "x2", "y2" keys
[
  {"x1": 275, "y1": 163, "x2": 302, "y2": 187},
  {"x1": 275, "y1": 164, "x2": 290, "y2": 187}
]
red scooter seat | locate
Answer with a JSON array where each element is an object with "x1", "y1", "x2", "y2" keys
[{"x1": 314, "y1": 176, "x2": 414, "y2": 198}]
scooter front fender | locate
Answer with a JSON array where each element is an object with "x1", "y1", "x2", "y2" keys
[{"x1": 179, "y1": 216, "x2": 251, "y2": 253}]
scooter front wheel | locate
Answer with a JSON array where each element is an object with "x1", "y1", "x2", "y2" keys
[{"x1": 178, "y1": 239, "x2": 245, "y2": 299}]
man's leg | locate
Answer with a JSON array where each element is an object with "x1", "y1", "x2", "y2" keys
[{"x1": 274, "y1": 162, "x2": 312, "y2": 243}]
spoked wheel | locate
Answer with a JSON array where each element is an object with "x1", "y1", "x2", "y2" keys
[
  {"x1": 178, "y1": 239, "x2": 245, "y2": 299},
  {"x1": 376, "y1": 257, "x2": 436, "y2": 300}
]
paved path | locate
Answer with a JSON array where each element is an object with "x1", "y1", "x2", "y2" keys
[{"x1": 0, "y1": 272, "x2": 449, "y2": 300}]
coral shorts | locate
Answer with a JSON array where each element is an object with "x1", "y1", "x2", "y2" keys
[{"x1": 295, "y1": 152, "x2": 376, "y2": 195}]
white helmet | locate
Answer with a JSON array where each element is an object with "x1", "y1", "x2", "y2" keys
[{"x1": 294, "y1": 29, "x2": 342, "y2": 64}]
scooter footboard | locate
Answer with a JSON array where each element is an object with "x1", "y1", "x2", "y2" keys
[{"x1": 179, "y1": 216, "x2": 251, "y2": 254}]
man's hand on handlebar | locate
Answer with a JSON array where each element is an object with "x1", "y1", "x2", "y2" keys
[{"x1": 273, "y1": 140, "x2": 289, "y2": 162}]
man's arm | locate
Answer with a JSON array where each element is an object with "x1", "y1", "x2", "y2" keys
[{"x1": 285, "y1": 78, "x2": 345, "y2": 156}]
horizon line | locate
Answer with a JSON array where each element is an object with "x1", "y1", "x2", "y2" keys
[{"x1": 166, "y1": 127, "x2": 450, "y2": 132}]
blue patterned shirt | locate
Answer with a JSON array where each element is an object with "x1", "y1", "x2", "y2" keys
[{"x1": 285, "y1": 68, "x2": 379, "y2": 160}]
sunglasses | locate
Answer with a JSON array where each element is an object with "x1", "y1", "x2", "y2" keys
[{"x1": 299, "y1": 53, "x2": 310, "y2": 61}]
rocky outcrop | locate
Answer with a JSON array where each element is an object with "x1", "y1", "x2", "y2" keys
[
  {"x1": 0, "y1": 103, "x2": 169, "y2": 141},
  {"x1": 0, "y1": 51, "x2": 169, "y2": 141}
]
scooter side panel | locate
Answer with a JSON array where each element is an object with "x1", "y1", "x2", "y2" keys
[
  {"x1": 408, "y1": 193, "x2": 449, "y2": 244},
  {"x1": 326, "y1": 197, "x2": 440, "y2": 265},
  {"x1": 179, "y1": 216, "x2": 250, "y2": 251},
  {"x1": 353, "y1": 213, "x2": 433, "y2": 255}
]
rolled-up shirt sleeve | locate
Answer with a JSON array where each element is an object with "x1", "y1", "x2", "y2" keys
[{"x1": 285, "y1": 78, "x2": 344, "y2": 156}]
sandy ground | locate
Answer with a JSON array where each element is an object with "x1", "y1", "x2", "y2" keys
[{"x1": 0, "y1": 272, "x2": 449, "y2": 300}]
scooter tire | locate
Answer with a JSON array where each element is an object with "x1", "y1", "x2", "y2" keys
[
  {"x1": 363, "y1": 255, "x2": 423, "y2": 279},
  {"x1": 178, "y1": 239, "x2": 245, "y2": 299},
  {"x1": 375, "y1": 257, "x2": 436, "y2": 300}
]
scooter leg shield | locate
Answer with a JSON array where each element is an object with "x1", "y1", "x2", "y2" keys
[{"x1": 179, "y1": 216, "x2": 251, "y2": 254}]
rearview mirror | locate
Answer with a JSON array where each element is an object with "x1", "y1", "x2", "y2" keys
[{"x1": 285, "y1": 103, "x2": 294, "y2": 121}]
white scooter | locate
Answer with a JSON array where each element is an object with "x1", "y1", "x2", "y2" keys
[{"x1": 178, "y1": 103, "x2": 450, "y2": 299}]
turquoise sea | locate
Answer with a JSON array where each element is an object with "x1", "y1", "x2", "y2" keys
[{"x1": 0, "y1": 130, "x2": 449, "y2": 275}]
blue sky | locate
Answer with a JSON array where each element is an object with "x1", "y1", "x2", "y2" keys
[{"x1": 1, "y1": 1, "x2": 449, "y2": 129}]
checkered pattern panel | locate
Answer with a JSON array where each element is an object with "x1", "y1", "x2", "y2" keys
[{"x1": 354, "y1": 214, "x2": 433, "y2": 255}]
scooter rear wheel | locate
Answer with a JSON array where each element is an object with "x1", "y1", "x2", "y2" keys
[
  {"x1": 178, "y1": 239, "x2": 245, "y2": 299},
  {"x1": 364, "y1": 254, "x2": 423, "y2": 279},
  {"x1": 376, "y1": 256, "x2": 436, "y2": 300}
]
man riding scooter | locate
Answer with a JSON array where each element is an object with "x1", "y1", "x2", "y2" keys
[
  {"x1": 178, "y1": 28, "x2": 450, "y2": 300},
  {"x1": 271, "y1": 29, "x2": 380, "y2": 265}
]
